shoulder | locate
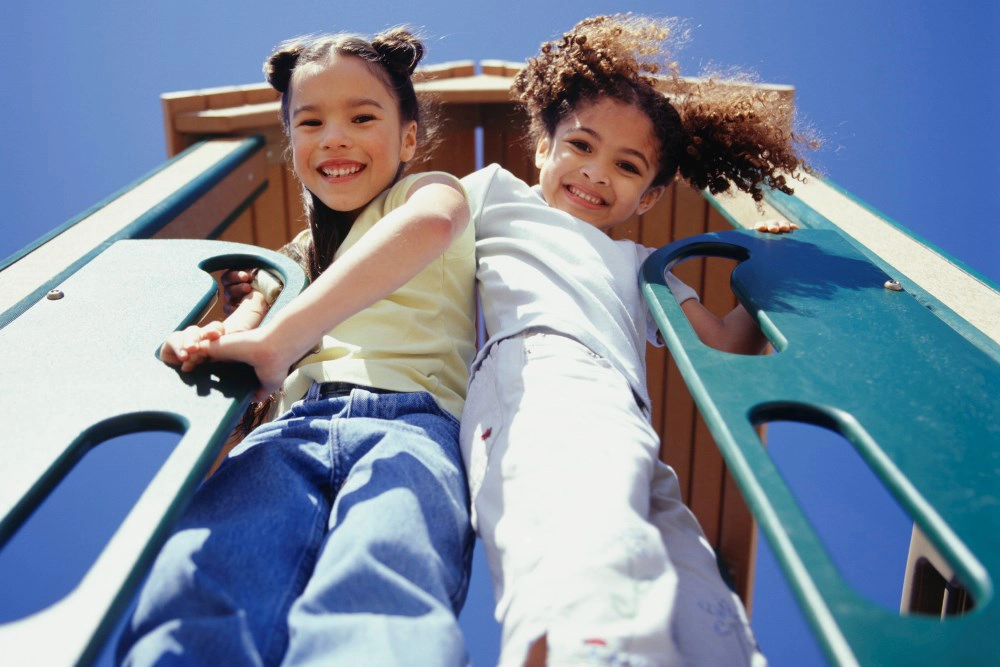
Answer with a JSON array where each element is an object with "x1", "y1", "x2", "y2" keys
[
  {"x1": 403, "y1": 170, "x2": 463, "y2": 195},
  {"x1": 383, "y1": 171, "x2": 465, "y2": 210},
  {"x1": 461, "y1": 164, "x2": 535, "y2": 208},
  {"x1": 459, "y1": 163, "x2": 503, "y2": 189}
]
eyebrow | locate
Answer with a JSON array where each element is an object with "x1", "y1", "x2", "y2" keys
[
  {"x1": 574, "y1": 126, "x2": 652, "y2": 170},
  {"x1": 291, "y1": 97, "x2": 386, "y2": 119}
]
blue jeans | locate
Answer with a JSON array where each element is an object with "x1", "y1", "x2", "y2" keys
[{"x1": 117, "y1": 385, "x2": 473, "y2": 666}]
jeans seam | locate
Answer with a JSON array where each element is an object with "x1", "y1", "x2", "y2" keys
[
  {"x1": 263, "y1": 405, "x2": 340, "y2": 665},
  {"x1": 260, "y1": 481, "x2": 330, "y2": 665}
]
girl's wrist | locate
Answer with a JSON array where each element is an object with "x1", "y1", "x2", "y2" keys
[{"x1": 263, "y1": 317, "x2": 320, "y2": 368}]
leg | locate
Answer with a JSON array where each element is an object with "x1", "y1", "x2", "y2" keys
[
  {"x1": 281, "y1": 389, "x2": 473, "y2": 667},
  {"x1": 648, "y1": 463, "x2": 767, "y2": 666},
  {"x1": 463, "y1": 334, "x2": 679, "y2": 667},
  {"x1": 117, "y1": 398, "x2": 341, "y2": 666}
]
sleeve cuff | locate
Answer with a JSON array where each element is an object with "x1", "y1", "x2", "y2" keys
[
  {"x1": 252, "y1": 269, "x2": 284, "y2": 307},
  {"x1": 665, "y1": 271, "x2": 699, "y2": 304}
]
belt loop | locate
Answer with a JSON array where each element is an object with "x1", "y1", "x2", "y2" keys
[{"x1": 306, "y1": 382, "x2": 324, "y2": 400}]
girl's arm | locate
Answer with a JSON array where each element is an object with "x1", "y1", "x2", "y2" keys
[
  {"x1": 197, "y1": 175, "x2": 469, "y2": 400},
  {"x1": 672, "y1": 220, "x2": 796, "y2": 355},
  {"x1": 680, "y1": 300, "x2": 768, "y2": 355}
]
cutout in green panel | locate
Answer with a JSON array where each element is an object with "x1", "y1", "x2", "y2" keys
[
  {"x1": 0, "y1": 425, "x2": 181, "y2": 623},
  {"x1": 755, "y1": 419, "x2": 916, "y2": 615}
]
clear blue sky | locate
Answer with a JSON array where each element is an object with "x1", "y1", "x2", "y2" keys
[{"x1": 1, "y1": 1, "x2": 996, "y2": 665}]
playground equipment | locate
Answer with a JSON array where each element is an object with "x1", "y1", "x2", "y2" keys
[{"x1": 1, "y1": 62, "x2": 996, "y2": 665}]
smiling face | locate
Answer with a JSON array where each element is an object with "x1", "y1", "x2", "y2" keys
[
  {"x1": 535, "y1": 98, "x2": 665, "y2": 231},
  {"x1": 288, "y1": 53, "x2": 417, "y2": 214}
]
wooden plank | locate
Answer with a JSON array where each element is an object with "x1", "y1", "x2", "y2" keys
[
  {"x1": 205, "y1": 88, "x2": 248, "y2": 110},
  {"x1": 662, "y1": 355, "x2": 697, "y2": 503},
  {"x1": 217, "y1": 207, "x2": 255, "y2": 244},
  {"x1": 421, "y1": 104, "x2": 478, "y2": 177},
  {"x1": 175, "y1": 102, "x2": 281, "y2": 135},
  {"x1": 252, "y1": 162, "x2": 292, "y2": 250},
  {"x1": 480, "y1": 104, "x2": 534, "y2": 181},
  {"x1": 283, "y1": 166, "x2": 306, "y2": 241},
  {"x1": 479, "y1": 60, "x2": 524, "y2": 77},
  {"x1": 413, "y1": 60, "x2": 476, "y2": 82},
  {"x1": 241, "y1": 84, "x2": 279, "y2": 105},
  {"x1": 689, "y1": 413, "x2": 724, "y2": 545},
  {"x1": 153, "y1": 150, "x2": 266, "y2": 240},
  {"x1": 160, "y1": 93, "x2": 208, "y2": 157},
  {"x1": 610, "y1": 215, "x2": 641, "y2": 243},
  {"x1": 720, "y1": 467, "x2": 758, "y2": 606},
  {"x1": 638, "y1": 185, "x2": 678, "y2": 444},
  {"x1": 416, "y1": 76, "x2": 514, "y2": 104}
]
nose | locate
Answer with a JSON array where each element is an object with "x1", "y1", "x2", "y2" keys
[
  {"x1": 321, "y1": 123, "x2": 351, "y2": 150},
  {"x1": 581, "y1": 162, "x2": 609, "y2": 185}
]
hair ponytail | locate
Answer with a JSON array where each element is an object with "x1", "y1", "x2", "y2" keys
[
  {"x1": 669, "y1": 76, "x2": 814, "y2": 201},
  {"x1": 372, "y1": 27, "x2": 424, "y2": 77},
  {"x1": 263, "y1": 41, "x2": 306, "y2": 95}
]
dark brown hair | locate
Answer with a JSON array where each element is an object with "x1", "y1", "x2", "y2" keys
[{"x1": 513, "y1": 14, "x2": 817, "y2": 200}]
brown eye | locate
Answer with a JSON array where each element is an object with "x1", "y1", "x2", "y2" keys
[{"x1": 618, "y1": 161, "x2": 640, "y2": 174}]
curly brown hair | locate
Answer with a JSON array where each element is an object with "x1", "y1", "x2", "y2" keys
[{"x1": 512, "y1": 14, "x2": 817, "y2": 201}]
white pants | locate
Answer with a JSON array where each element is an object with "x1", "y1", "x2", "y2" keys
[{"x1": 460, "y1": 333, "x2": 765, "y2": 667}]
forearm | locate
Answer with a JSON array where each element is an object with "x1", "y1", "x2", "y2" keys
[
  {"x1": 681, "y1": 301, "x2": 768, "y2": 355},
  {"x1": 223, "y1": 290, "x2": 269, "y2": 333}
]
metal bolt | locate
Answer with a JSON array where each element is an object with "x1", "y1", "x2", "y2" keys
[
  {"x1": 46, "y1": 289, "x2": 64, "y2": 300},
  {"x1": 884, "y1": 279, "x2": 902, "y2": 292}
]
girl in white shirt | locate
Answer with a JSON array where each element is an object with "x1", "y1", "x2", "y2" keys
[{"x1": 460, "y1": 14, "x2": 813, "y2": 667}]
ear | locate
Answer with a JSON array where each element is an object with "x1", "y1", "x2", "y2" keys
[
  {"x1": 534, "y1": 136, "x2": 551, "y2": 170},
  {"x1": 637, "y1": 185, "x2": 665, "y2": 216},
  {"x1": 399, "y1": 120, "x2": 418, "y2": 163}
]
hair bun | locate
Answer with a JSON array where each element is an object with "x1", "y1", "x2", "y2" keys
[
  {"x1": 372, "y1": 27, "x2": 424, "y2": 76},
  {"x1": 264, "y1": 39, "x2": 307, "y2": 93}
]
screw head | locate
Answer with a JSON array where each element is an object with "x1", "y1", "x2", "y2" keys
[
  {"x1": 46, "y1": 289, "x2": 64, "y2": 300},
  {"x1": 884, "y1": 279, "x2": 903, "y2": 292}
]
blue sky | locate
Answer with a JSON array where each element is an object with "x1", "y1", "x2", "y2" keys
[{"x1": 1, "y1": 1, "x2": 996, "y2": 665}]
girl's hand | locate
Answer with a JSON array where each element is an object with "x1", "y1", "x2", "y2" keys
[
  {"x1": 754, "y1": 219, "x2": 799, "y2": 234},
  {"x1": 220, "y1": 269, "x2": 255, "y2": 315},
  {"x1": 159, "y1": 321, "x2": 226, "y2": 371},
  {"x1": 196, "y1": 327, "x2": 298, "y2": 402}
]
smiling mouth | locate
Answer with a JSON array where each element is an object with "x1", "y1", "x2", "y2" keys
[
  {"x1": 567, "y1": 184, "x2": 605, "y2": 206},
  {"x1": 320, "y1": 164, "x2": 364, "y2": 178}
]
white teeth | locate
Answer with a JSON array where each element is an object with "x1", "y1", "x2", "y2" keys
[
  {"x1": 569, "y1": 185, "x2": 603, "y2": 205},
  {"x1": 321, "y1": 165, "x2": 361, "y2": 177}
]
